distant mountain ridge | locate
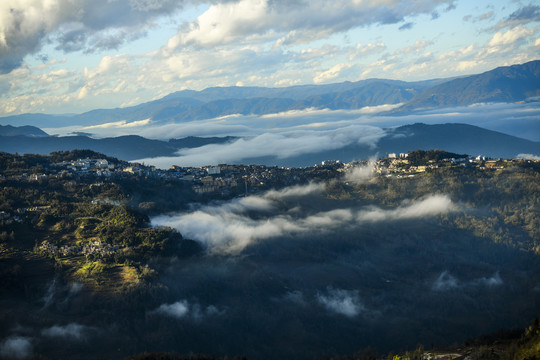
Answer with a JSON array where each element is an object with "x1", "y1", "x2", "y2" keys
[
  {"x1": 0, "y1": 78, "x2": 446, "y2": 128},
  {"x1": 0, "y1": 133, "x2": 237, "y2": 161},
  {"x1": 0, "y1": 124, "x2": 48, "y2": 137},
  {"x1": 0, "y1": 60, "x2": 538, "y2": 129},
  {"x1": 0, "y1": 123, "x2": 537, "y2": 166},
  {"x1": 395, "y1": 60, "x2": 540, "y2": 112}
]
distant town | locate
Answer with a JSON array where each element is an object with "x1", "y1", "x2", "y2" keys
[
  {"x1": 1, "y1": 151, "x2": 537, "y2": 202},
  {"x1": 1, "y1": 148, "x2": 538, "y2": 262}
]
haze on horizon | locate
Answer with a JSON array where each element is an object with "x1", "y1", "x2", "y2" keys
[{"x1": 1, "y1": 0, "x2": 539, "y2": 117}]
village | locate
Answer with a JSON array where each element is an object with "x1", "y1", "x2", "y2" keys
[
  {"x1": 1, "y1": 151, "x2": 536, "y2": 234},
  {"x1": 0, "y1": 151, "x2": 536, "y2": 200}
]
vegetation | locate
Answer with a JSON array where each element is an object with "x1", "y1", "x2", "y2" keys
[
  {"x1": 341, "y1": 162, "x2": 540, "y2": 252},
  {"x1": 0, "y1": 150, "x2": 538, "y2": 359},
  {"x1": 406, "y1": 149, "x2": 468, "y2": 165},
  {"x1": 0, "y1": 151, "x2": 201, "y2": 293}
]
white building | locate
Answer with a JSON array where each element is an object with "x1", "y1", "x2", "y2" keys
[{"x1": 207, "y1": 166, "x2": 221, "y2": 175}]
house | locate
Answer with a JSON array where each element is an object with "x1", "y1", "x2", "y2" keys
[
  {"x1": 207, "y1": 166, "x2": 221, "y2": 175},
  {"x1": 97, "y1": 159, "x2": 109, "y2": 169}
]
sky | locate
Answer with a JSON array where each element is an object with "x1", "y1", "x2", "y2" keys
[{"x1": 0, "y1": 0, "x2": 539, "y2": 117}]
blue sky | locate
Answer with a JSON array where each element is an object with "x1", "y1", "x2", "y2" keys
[{"x1": 0, "y1": 0, "x2": 538, "y2": 116}]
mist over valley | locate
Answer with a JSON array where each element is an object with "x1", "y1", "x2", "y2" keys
[{"x1": 0, "y1": 8, "x2": 539, "y2": 356}]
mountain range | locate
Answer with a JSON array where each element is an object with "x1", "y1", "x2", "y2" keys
[
  {"x1": 0, "y1": 60, "x2": 538, "y2": 128},
  {"x1": 0, "y1": 123, "x2": 538, "y2": 166}
]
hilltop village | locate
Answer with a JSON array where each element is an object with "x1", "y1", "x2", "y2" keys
[
  {"x1": 1, "y1": 149, "x2": 537, "y2": 233},
  {"x1": 0, "y1": 150, "x2": 535, "y2": 199}
]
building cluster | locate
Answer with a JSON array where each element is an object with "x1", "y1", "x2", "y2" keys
[
  {"x1": 1, "y1": 153, "x2": 537, "y2": 199},
  {"x1": 374, "y1": 154, "x2": 524, "y2": 177},
  {"x1": 170, "y1": 163, "x2": 324, "y2": 195},
  {"x1": 38, "y1": 240, "x2": 122, "y2": 258},
  {"x1": 0, "y1": 211, "x2": 23, "y2": 225}
]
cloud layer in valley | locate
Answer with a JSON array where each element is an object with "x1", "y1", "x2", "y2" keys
[
  {"x1": 152, "y1": 181, "x2": 458, "y2": 254},
  {"x1": 138, "y1": 124, "x2": 385, "y2": 168},
  {"x1": 151, "y1": 300, "x2": 223, "y2": 320}
]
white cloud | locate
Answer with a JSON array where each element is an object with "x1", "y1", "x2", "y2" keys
[
  {"x1": 264, "y1": 182, "x2": 326, "y2": 199},
  {"x1": 455, "y1": 60, "x2": 479, "y2": 72},
  {"x1": 167, "y1": 0, "x2": 270, "y2": 49},
  {"x1": 316, "y1": 288, "x2": 365, "y2": 317},
  {"x1": 357, "y1": 194, "x2": 456, "y2": 222},
  {"x1": 516, "y1": 153, "x2": 540, "y2": 161},
  {"x1": 153, "y1": 300, "x2": 189, "y2": 318},
  {"x1": 152, "y1": 300, "x2": 224, "y2": 319},
  {"x1": 82, "y1": 119, "x2": 152, "y2": 130},
  {"x1": 137, "y1": 124, "x2": 385, "y2": 168},
  {"x1": 165, "y1": 0, "x2": 456, "y2": 51},
  {"x1": 0, "y1": 0, "x2": 186, "y2": 73},
  {"x1": 152, "y1": 189, "x2": 458, "y2": 254},
  {"x1": 344, "y1": 160, "x2": 376, "y2": 184},
  {"x1": 487, "y1": 26, "x2": 534, "y2": 47},
  {"x1": 314, "y1": 63, "x2": 353, "y2": 84}
]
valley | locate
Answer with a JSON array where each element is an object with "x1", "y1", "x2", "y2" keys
[{"x1": 0, "y1": 150, "x2": 538, "y2": 359}]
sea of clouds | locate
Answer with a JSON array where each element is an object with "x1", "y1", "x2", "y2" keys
[{"x1": 40, "y1": 102, "x2": 540, "y2": 168}]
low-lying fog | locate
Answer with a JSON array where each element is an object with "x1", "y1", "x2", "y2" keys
[
  {"x1": 2, "y1": 170, "x2": 539, "y2": 360},
  {"x1": 42, "y1": 102, "x2": 540, "y2": 168}
]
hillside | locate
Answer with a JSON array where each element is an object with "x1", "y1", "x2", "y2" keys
[
  {"x1": 238, "y1": 123, "x2": 540, "y2": 167},
  {"x1": 0, "y1": 124, "x2": 48, "y2": 137},
  {"x1": 0, "y1": 150, "x2": 538, "y2": 359},
  {"x1": 396, "y1": 60, "x2": 540, "y2": 111},
  {"x1": 0, "y1": 133, "x2": 237, "y2": 161},
  {"x1": 0, "y1": 79, "x2": 436, "y2": 127}
]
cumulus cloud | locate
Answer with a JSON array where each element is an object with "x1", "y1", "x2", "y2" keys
[
  {"x1": 487, "y1": 26, "x2": 534, "y2": 48},
  {"x1": 314, "y1": 63, "x2": 353, "y2": 84},
  {"x1": 152, "y1": 300, "x2": 223, "y2": 319},
  {"x1": 0, "y1": 336, "x2": 33, "y2": 360},
  {"x1": 152, "y1": 189, "x2": 457, "y2": 254},
  {"x1": 41, "y1": 323, "x2": 92, "y2": 340},
  {"x1": 0, "y1": 0, "x2": 186, "y2": 73},
  {"x1": 316, "y1": 287, "x2": 365, "y2": 317},
  {"x1": 165, "y1": 0, "x2": 455, "y2": 51}
]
